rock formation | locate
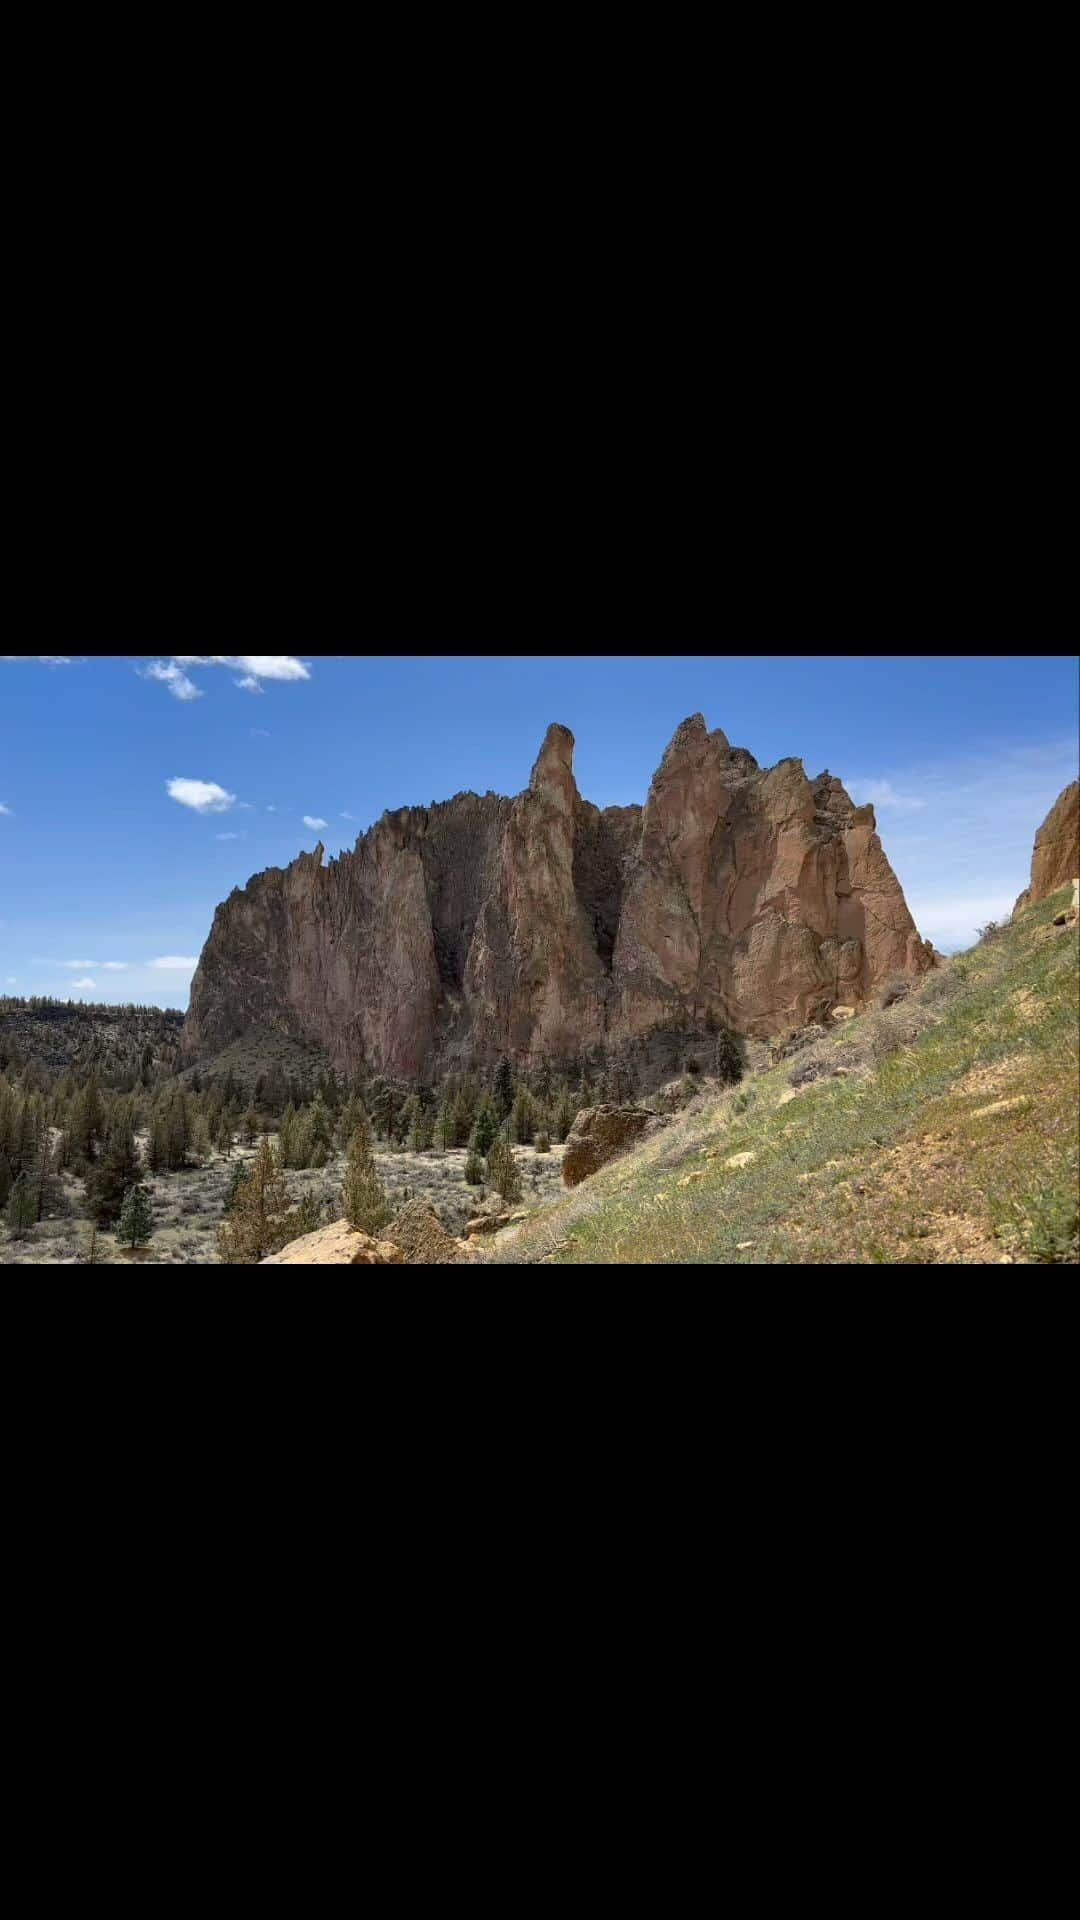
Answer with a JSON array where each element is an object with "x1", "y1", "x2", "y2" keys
[
  {"x1": 1012, "y1": 782, "x2": 1080, "y2": 917},
  {"x1": 182, "y1": 715, "x2": 935, "y2": 1079},
  {"x1": 561, "y1": 1106, "x2": 656, "y2": 1186},
  {"x1": 261, "y1": 1222, "x2": 404, "y2": 1264}
]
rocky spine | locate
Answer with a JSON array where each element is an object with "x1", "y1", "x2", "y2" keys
[{"x1": 182, "y1": 716, "x2": 935, "y2": 1076}]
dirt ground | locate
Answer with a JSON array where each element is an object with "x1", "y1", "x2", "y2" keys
[{"x1": 0, "y1": 1134, "x2": 566, "y2": 1265}]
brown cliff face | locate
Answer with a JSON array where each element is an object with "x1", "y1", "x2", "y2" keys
[
  {"x1": 181, "y1": 716, "x2": 935, "y2": 1076},
  {"x1": 1012, "y1": 782, "x2": 1080, "y2": 917}
]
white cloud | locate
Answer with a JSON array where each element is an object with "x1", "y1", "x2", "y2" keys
[
  {"x1": 6, "y1": 976, "x2": 16, "y2": 985},
  {"x1": 62, "y1": 959, "x2": 97, "y2": 969},
  {"x1": 1, "y1": 655, "x2": 78, "y2": 665},
  {"x1": 0, "y1": 802, "x2": 11, "y2": 816},
  {"x1": 341, "y1": 810, "x2": 357, "y2": 821},
  {"x1": 167, "y1": 777, "x2": 237, "y2": 814},
  {"x1": 166, "y1": 655, "x2": 310, "y2": 694},
  {"x1": 236, "y1": 802, "x2": 255, "y2": 811},
  {"x1": 215, "y1": 831, "x2": 241, "y2": 840},
  {"x1": 102, "y1": 961, "x2": 128, "y2": 971},
  {"x1": 847, "y1": 777, "x2": 927, "y2": 813},
  {"x1": 150, "y1": 956, "x2": 198, "y2": 970},
  {"x1": 266, "y1": 804, "x2": 277, "y2": 812},
  {"x1": 71, "y1": 977, "x2": 96, "y2": 991},
  {"x1": 858, "y1": 735, "x2": 1080, "y2": 953},
  {"x1": 250, "y1": 728, "x2": 272, "y2": 738},
  {"x1": 303, "y1": 815, "x2": 328, "y2": 829},
  {"x1": 141, "y1": 660, "x2": 203, "y2": 701}
]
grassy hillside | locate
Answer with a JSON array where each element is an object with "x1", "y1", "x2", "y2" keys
[{"x1": 485, "y1": 886, "x2": 1079, "y2": 1266}]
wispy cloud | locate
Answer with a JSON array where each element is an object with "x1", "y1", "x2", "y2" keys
[
  {"x1": 1, "y1": 655, "x2": 79, "y2": 666},
  {"x1": 102, "y1": 961, "x2": 128, "y2": 971},
  {"x1": 341, "y1": 810, "x2": 357, "y2": 821},
  {"x1": 215, "y1": 831, "x2": 242, "y2": 840},
  {"x1": 250, "y1": 727, "x2": 272, "y2": 738},
  {"x1": 71, "y1": 977, "x2": 96, "y2": 991},
  {"x1": 150, "y1": 955, "x2": 198, "y2": 970},
  {"x1": 0, "y1": 802, "x2": 12, "y2": 816},
  {"x1": 303, "y1": 815, "x2": 328, "y2": 829},
  {"x1": 167, "y1": 777, "x2": 237, "y2": 814},
  {"x1": 62, "y1": 959, "x2": 97, "y2": 969},
  {"x1": 6, "y1": 976, "x2": 16, "y2": 985},
  {"x1": 847, "y1": 777, "x2": 927, "y2": 813},
  {"x1": 140, "y1": 661, "x2": 202, "y2": 701}
]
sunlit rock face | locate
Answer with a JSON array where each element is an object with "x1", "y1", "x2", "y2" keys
[
  {"x1": 181, "y1": 715, "x2": 934, "y2": 1077},
  {"x1": 1012, "y1": 782, "x2": 1080, "y2": 917}
]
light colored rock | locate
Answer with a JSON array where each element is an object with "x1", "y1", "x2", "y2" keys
[
  {"x1": 1013, "y1": 784, "x2": 1080, "y2": 916},
  {"x1": 971, "y1": 1096, "x2": 1030, "y2": 1120},
  {"x1": 724, "y1": 1151, "x2": 757, "y2": 1169},
  {"x1": 677, "y1": 1170, "x2": 707, "y2": 1187},
  {"x1": 831, "y1": 1005, "x2": 856, "y2": 1021},
  {"x1": 261, "y1": 1221, "x2": 404, "y2": 1265}
]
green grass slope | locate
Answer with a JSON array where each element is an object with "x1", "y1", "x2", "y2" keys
[{"x1": 486, "y1": 886, "x2": 1079, "y2": 1266}]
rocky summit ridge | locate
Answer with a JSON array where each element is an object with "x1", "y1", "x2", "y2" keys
[{"x1": 180, "y1": 715, "x2": 936, "y2": 1078}]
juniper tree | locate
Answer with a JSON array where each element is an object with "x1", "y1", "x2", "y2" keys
[
  {"x1": 486, "y1": 1138, "x2": 522, "y2": 1205},
  {"x1": 554, "y1": 1090, "x2": 577, "y2": 1142},
  {"x1": 341, "y1": 1120, "x2": 390, "y2": 1235},
  {"x1": 218, "y1": 1137, "x2": 293, "y2": 1264},
  {"x1": 6, "y1": 1171, "x2": 35, "y2": 1238},
  {"x1": 510, "y1": 1089, "x2": 535, "y2": 1146}
]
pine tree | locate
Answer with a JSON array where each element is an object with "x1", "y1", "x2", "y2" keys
[
  {"x1": 535, "y1": 1131, "x2": 551, "y2": 1153},
  {"x1": 118, "y1": 1183, "x2": 154, "y2": 1249},
  {"x1": 492, "y1": 1057, "x2": 514, "y2": 1122},
  {"x1": 554, "y1": 1090, "x2": 577, "y2": 1142},
  {"x1": 306, "y1": 1095, "x2": 333, "y2": 1166},
  {"x1": 87, "y1": 1107, "x2": 141, "y2": 1225},
  {"x1": 217, "y1": 1137, "x2": 293, "y2": 1264},
  {"x1": 510, "y1": 1089, "x2": 535, "y2": 1146},
  {"x1": 713, "y1": 1028, "x2": 743, "y2": 1086},
  {"x1": 463, "y1": 1149, "x2": 484, "y2": 1185},
  {"x1": 0, "y1": 1151, "x2": 12, "y2": 1208},
  {"x1": 341, "y1": 1121, "x2": 390, "y2": 1235},
  {"x1": 471, "y1": 1098, "x2": 499, "y2": 1158},
  {"x1": 241, "y1": 1105, "x2": 258, "y2": 1147}
]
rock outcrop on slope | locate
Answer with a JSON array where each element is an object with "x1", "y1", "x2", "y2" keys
[
  {"x1": 561, "y1": 1106, "x2": 656, "y2": 1186},
  {"x1": 182, "y1": 715, "x2": 935, "y2": 1079},
  {"x1": 1012, "y1": 782, "x2": 1080, "y2": 917},
  {"x1": 261, "y1": 1222, "x2": 404, "y2": 1264}
]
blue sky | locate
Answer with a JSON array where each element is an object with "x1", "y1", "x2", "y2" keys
[{"x1": 1, "y1": 652, "x2": 1076, "y2": 1005}]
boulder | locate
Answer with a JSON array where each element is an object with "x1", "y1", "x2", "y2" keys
[
  {"x1": 1013, "y1": 783, "x2": 1080, "y2": 916},
  {"x1": 261, "y1": 1221, "x2": 404, "y2": 1265},
  {"x1": 561, "y1": 1105, "x2": 654, "y2": 1186}
]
